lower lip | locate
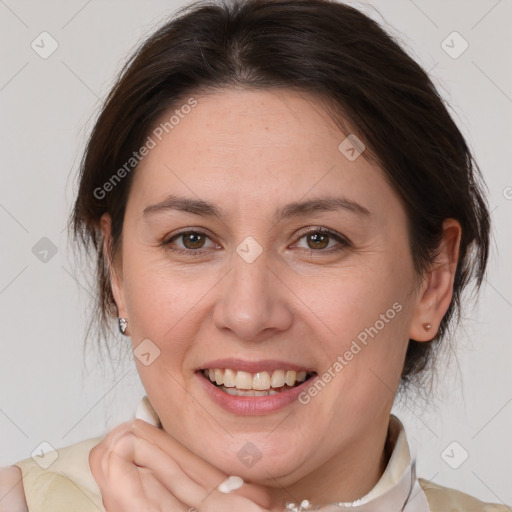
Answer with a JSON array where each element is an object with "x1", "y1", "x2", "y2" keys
[{"x1": 196, "y1": 371, "x2": 318, "y2": 415}]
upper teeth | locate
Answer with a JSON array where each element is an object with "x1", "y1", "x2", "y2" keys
[{"x1": 203, "y1": 368, "x2": 309, "y2": 390}]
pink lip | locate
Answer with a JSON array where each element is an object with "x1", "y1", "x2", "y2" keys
[
  {"x1": 198, "y1": 358, "x2": 315, "y2": 373},
  {"x1": 196, "y1": 370, "x2": 318, "y2": 415}
]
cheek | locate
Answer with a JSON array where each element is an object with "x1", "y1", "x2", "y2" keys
[
  {"x1": 302, "y1": 264, "x2": 407, "y2": 343},
  {"x1": 121, "y1": 245, "x2": 209, "y2": 338},
  {"x1": 302, "y1": 257, "x2": 413, "y2": 404}
]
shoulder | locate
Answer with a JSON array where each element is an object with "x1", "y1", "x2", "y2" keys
[
  {"x1": 10, "y1": 436, "x2": 106, "y2": 512},
  {"x1": 0, "y1": 466, "x2": 28, "y2": 511},
  {"x1": 419, "y1": 478, "x2": 511, "y2": 511}
]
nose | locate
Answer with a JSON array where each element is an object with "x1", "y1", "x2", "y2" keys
[{"x1": 212, "y1": 247, "x2": 293, "y2": 341}]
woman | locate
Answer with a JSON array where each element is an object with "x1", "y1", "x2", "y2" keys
[{"x1": 3, "y1": 0, "x2": 509, "y2": 510}]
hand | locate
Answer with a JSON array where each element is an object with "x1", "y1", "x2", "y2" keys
[{"x1": 89, "y1": 418, "x2": 282, "y2": 512}]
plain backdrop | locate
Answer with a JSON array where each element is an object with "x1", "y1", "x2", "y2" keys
[{"x1": 1, "y1": 0, "x2": 511, "y2": 505}]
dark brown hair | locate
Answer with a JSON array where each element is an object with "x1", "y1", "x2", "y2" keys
[{"x1": 70, "y1": 0, "x2": 490, "y2": 391}]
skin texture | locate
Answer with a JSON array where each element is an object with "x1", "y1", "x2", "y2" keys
[
  {"x1": 89, "y1": 419, "x2": 277, "y2": 511},
  {"x1": 96, "y1": 87, "x2": 461, "y2": 510},
  {"x1": 0, "y1": 466, "x2": 28, "y2": 512}
]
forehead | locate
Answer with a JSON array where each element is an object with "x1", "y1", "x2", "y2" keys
[{"x1": 128, "y1": 88, "x2": 397, "y2": 221}]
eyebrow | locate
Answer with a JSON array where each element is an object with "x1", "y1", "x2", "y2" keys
[{"x1": 142, "y1": 194, "x2": 371, "y2": 221}]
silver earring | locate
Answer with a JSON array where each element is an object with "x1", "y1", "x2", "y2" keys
[{"x1": 118, "y1": 317, "x2": 128, "y2": 335}]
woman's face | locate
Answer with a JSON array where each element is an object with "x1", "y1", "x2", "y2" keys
[{"x1": 105, "y1": 88, "x2": 423, "y2": 490}]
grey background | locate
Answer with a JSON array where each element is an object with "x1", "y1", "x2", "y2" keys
[{"x1": 1, "y1": 0, "x2": 511, "y2": 505}]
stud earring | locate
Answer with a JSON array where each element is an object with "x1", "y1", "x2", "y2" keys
[
  {"x1": 423, "y1": 322, "x2": 432, "y2": 331},
  {"x1": 118, "y1": 317, "x2": 128, "y2": 335}
]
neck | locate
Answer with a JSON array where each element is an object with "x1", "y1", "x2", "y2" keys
[{"x1": 266, "y1": 412, "x2": 392, "y2": 509}]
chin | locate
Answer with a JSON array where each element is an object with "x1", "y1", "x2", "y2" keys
[{"x1": 204, "y1": 436, "x2": 309, "y2": 483}]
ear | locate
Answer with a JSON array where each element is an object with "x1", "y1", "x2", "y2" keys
[
  {"x1": 409, "y1": 218, "x2": 462, "y2": 342},
  {"x1": 100, "y1": 213, "x2": 127, "y2": 319}
]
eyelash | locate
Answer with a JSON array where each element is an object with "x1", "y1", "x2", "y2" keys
[{"x1": 161, "y1": 227, "x2": 351, "y2": 256}]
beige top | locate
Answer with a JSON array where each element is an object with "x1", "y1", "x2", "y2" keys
[{"x1": 6, "y1": 396, "x2": 510, "y2": 511}]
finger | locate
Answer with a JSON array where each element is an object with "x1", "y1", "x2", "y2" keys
[
  {"x1": 131, "y1": 419, "x2": 273, "y2": 509},
  {"x1": 110, "y1": 433, "x2": 213, "y2": 509},
  {"x1": 90, "y1": 426, "x2": 150, "y2": 508},
  {"x1": 89, "y1": 421, "x2": 134, "y2": 477},
  {"x1": 111, "y1": 432, "x2": 269, "y2": 512},
  {"x1": 199, "y1": 487, "x2": 270, "y2": 512},
  {"x1": 96, "y1": 446, "x2": 147, "y2": 511},
  {"x1": 131, "y1": 419, "x2": 222, "y2": 486},
  {"x1": 89, "y1": 423, "x2": 191, "y2": 511},
  {"x1": 104, "y1": 447, "x2": 188, "y2": 512},
  {"x1": 137, "y1": 467, "x2": 190, "y2": 512}
]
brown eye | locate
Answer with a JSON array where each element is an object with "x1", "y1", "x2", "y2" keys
[
  {"x1": 162, "y1": 230, "x2": 218, "y2": 256},
  {"x1": 295, "y1": 227, "x2": 351, "y2": 253},
  {"x1": 181, "y1": 232, "x2": 206, "y2": 250},
  {"x1": 305, "y1": 232, "x2": 329, "y2": 250}
]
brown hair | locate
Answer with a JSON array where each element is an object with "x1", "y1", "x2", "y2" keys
[{"x1": 70, "y1": 0, "x2": 490, "y2": 391}]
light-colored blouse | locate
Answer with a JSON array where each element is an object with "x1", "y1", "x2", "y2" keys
[{"x1": 10, "y1": 396, "x2": 510, "y2": 511}]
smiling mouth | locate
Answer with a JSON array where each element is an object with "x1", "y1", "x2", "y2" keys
[{"x1": 200, "y1": 368, "x2": 317, "y2": 396}]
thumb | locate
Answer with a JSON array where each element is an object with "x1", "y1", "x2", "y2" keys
[{"x1": 217, "y1": 475, "x2": 276, "y2": 510}]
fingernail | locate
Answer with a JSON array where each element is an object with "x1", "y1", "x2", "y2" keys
[{"x1": 217, "y1": 475, "x2": 244, "y2": 493}]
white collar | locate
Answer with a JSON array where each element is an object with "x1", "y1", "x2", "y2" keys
[{"x1": 135, "y1": 397, "x2": 431, "y2": 511}]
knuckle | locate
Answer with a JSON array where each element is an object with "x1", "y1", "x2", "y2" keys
[
  {"x1": 112, "y1": 431, "x2": 140, "y2": 459},
  {"x1": 132, "y1": 418, "x2": 148, "y2": 432}
]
